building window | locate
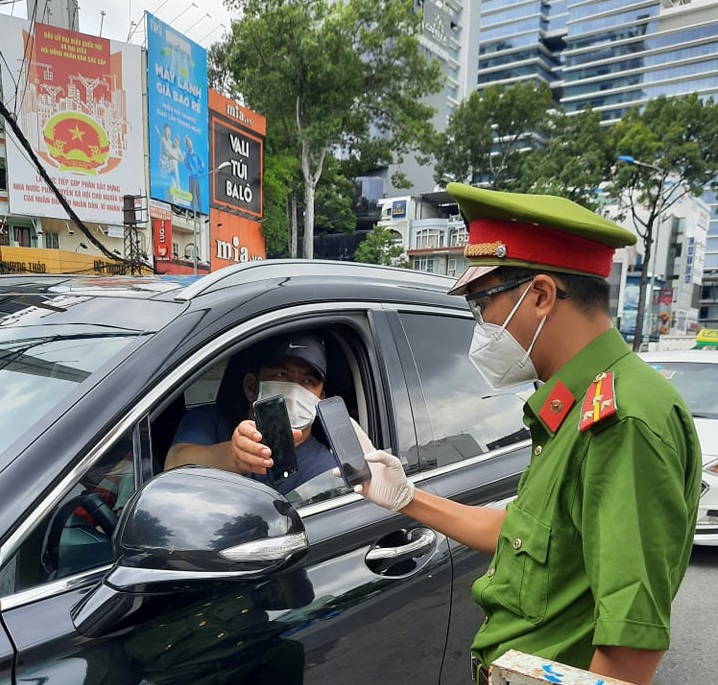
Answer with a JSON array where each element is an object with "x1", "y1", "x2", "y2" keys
[
  {"x1": 14, "y1": 226, "x2": 31, "y2": 247},
  {"x1": 172, "y1": 242, "x2": 179, "y2": 259},
  {"x1": 449, "y1": 227, "x2": 468, "y2": 247},
  {"x1": 0, "y1": 164, "x2": 6, "y2": 192},
  {"x1": 413, "y1": 256, "x2": 435, "y2": 273},
  {"x1": 415, "y1": 229, "x2": 444, "y2": 250},
  {"x1": 45, "y1": 232, "x2": 60, "y2": 249}
]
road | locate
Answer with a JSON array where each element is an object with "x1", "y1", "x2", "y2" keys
[{"x1": 654, "y1": 545, "x2": 718, "y2": 684}]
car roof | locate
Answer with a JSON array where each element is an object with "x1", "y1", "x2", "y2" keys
[
  {"x1": 175, "y1": 259, "x2": 457, "y2": 300},
  {"x1": 640, "y1": 349, "x2": 718, "y2": 364},
  {"x1": 0, "y1": 262, "x2": 463, "y2": 332},
  {"x1": 0, "y1": 261, "x2": 457, "y2": 301}
]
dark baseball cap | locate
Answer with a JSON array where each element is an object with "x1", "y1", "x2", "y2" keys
[{"x1": 263, "y1": 332, "x2": 327, "y2": 381}]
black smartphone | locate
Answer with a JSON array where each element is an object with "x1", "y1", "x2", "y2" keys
[
  {"x1": 316, "y1": 396, "x2": 371, "y2": 488},
  {"x1": 253, "y1": 394, "x2": 299, "y2": 484}
]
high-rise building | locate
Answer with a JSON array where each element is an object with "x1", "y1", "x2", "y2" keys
[
  {"x1": 471, "y1": 0, "x2": 718, "y2": 333},
  {"x1": 375, "y1": 1, "x2": 480, "y2": 197},
  {"x1": 477, "y1": 0, "x2": 718, "y2": 124}
]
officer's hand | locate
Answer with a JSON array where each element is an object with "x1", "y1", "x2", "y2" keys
[
  {"x1": 337, "y1": 450, "x2": 414, "y2": 512},
  {"x1": 231, "y1": 419, "x2": 302, "y2": 475}
]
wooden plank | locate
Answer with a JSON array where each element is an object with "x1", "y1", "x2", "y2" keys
[{"x1": 489, "y1": 650, "x2": 634, "y2": 685}]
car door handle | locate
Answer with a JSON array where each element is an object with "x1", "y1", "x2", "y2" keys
[{"x1": 365, "y1": 527, "x2": 436, "y2": 567}]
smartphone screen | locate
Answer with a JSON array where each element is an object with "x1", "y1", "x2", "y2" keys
[
  {"x1": 316, "y1": 396, "x2": 371, "y2": 488},
  {"x1": 253, "y1": 394, "x2": 299, "y2": 484}
]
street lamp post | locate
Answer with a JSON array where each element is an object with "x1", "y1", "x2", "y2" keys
[
  {"x1": 192, "y1": 161, "x2": 230, "y2": 275},
  {"x1": 615, "y1": 155, "x2": 663, "y2": 351}
]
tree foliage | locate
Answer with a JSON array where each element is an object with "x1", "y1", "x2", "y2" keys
[
  {"x1": 354, "y1": 225, "x2": 408, "y2": 268},
  {"x1": 218, "y1": 0, "x2": 443, "y2": 258},
  {"x1": 608, "y1": 94, "x2": 718, "y2": 349},
  {"x1": 519, "y1": 107, "x2": 612, "y2": 210},
  {"x1": 432, "y1": 81, "x2": 553, "y2": 190}
]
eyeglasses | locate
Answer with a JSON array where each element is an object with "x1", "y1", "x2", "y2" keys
[{"x1": 465, "y1": 275, "x2": 570, "y2": 324}]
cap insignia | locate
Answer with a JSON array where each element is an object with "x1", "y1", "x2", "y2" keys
[
  {"x1": 579, "y1": 371, "x2": 617, "y2": 432},
  {"x1": 465, "y1": 241, "x2": 507, "y2": 259}
]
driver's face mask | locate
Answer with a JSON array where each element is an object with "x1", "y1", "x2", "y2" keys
[{"x1": 257, "y1": 381, "x2": 321, "y2": 429}]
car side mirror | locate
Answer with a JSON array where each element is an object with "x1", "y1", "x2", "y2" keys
[{"x1": 72, "y1": 466, "x2": 308, "y2": 637}]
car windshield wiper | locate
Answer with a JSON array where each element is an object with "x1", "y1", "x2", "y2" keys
[
  {"x1": 0, "y1": 332, "x2": 144, "y2": 382},
  {"x1": 691, "y1": 412, "x2": 717, "y2": 419}
]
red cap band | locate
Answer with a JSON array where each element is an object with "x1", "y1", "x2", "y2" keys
[{"x1": 467, "y1": 219, "x2": 615, "y2": 278}]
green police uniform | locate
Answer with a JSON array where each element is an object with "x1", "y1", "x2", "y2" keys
[
  {"x1": 444, "y1": 183, "x2": 702, "y2": 673},
  {"x1": 470, "y1": 328, "x2": 702, "y2": 668}
]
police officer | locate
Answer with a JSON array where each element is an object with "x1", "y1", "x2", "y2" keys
[{"x1": 349, "y1": 184, "x2": 702, "y2": 685}]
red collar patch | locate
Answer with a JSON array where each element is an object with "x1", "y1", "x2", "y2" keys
[
  {"x1": 538, "y1": 381, "x2": 576, "y2": 433},
  {"x1": 579, "y1": 371, "x2": 617, "y2": 432}
]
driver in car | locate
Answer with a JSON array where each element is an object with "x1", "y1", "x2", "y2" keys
[{"x1": 165, "y1": 332, "x2": 373, "y2": 495}]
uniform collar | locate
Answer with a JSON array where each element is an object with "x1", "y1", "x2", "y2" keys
[{"x1": 527, "y1": 328, "x2": 632, "y2": 433}]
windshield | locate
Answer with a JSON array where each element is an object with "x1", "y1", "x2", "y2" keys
[
  {"x1": 0, "y1": 322, "x2": 141, "y2": 454},
  {"x1": 645, "y1": 361, "x2": 718, "y2": 419}
]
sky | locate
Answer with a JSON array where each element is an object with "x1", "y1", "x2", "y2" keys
[{"x1": 0, "y1": 0, "x2": 235, "y2": 48}]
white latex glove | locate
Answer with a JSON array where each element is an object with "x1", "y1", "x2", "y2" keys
[{"x1": 342, "y1": 449, "x2": 415, "y2": 512}]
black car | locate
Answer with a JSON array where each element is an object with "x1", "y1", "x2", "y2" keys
[{"x1": 0, "y1": 261, "x2": 532, "y2": 685}]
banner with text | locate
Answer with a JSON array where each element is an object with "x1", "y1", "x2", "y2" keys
[
  {"x1": 0, "y1": 16, "x2": 144, "y2": 223},
  {"x1": 146, "y1": 12, "x2": 209, "y2": 214},
  {"x1": 209, "y1": 90, "x2": 265, "y2": 218},
  {"x1": 209, "y1": 207, "x2": 265, "y2": 272}
]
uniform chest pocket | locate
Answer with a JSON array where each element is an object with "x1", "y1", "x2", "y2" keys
[{"x1": 490, "y1": 505, "x2": 551, "y2": 624}]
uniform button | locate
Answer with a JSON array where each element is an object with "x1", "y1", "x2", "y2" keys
[
  {"x1": 534, "y1": 445, "x2": 543, "y2": 456},
  {"x1": 512, "y1": 538, "x2": 523, "y2": 550},
  {"x1": 487, "y1": 567, "x2": 495, "y2": 578}
]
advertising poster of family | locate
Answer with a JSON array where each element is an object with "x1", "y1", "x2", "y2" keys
[{"x1": 146, "y1": 11, "x2": 209, "y2": 215}]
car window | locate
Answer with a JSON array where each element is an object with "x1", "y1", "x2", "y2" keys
[
  {"x1": 0, "y1": 429, "x2": 137, "y2": 596},
  {"x1": 152, "y1": 325, "x2": 373, "y2": 507},
  {"x1": 398, "y1": 313, "x2": 531, "y2": 469},
  {"x1": 644, "y1": 360, "x2": 718, "y2": 418}
]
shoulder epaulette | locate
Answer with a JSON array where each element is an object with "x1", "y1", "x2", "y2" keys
[{"x1": 579, "y1": 371, "x2": 617, "y2": 432}]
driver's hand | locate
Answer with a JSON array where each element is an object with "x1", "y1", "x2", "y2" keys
[
  {"x1": 336, "y1": 450, "x2": 415, "y2": 512},
  {"x1": 231, "y1": 419, "x2": 302, "y2": 475}
]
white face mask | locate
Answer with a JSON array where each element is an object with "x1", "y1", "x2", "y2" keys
[
  {"x1": 468, "y1": 284, "x2": 546, "y2": 390},
  {"x1": 257, "y1": 381, "x2": 321, "y2": 430}
]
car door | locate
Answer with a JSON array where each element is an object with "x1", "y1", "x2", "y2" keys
[
  {"x1": 0, "y1": 304, "x2": 454, "y2": 685},
  {"x1": 380, "y1": 306, "x2": 533, "y2": 684}
]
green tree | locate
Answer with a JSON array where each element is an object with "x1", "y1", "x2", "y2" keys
[
  {"x1": 354, "y1": 225, "x2": 408, "y2": 268},
  {"x1": 220, "y1": 0, "x2": 443, "y2": 259},
  {"x1": 519, "y1": 107, "x2": 612, "y2": 210},
  {"x1": 432, "y1": 81, "x2": 553, "y2": 190},
  {"x1": 262, "y1": 151, "x2": 300, "y2": 257},
  {"x1": 608, "y1": 94, "x2": 718, "y2": 350}
]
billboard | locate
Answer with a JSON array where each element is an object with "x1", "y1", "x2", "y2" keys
[
  {"x1": 0, "y1": 17, "x2": 144, "y2": 223},
  {"x1": 146, "y1": 12, "x2": 209, "y2": 214},
  {"x1": 209, "y1": 90, "x2": 265, "y2": 218},
  {"x1": 392, "y1": 199, "x2": 408, "y2": 219},
  {"x1": 209, "y1": 208, "x2": 265, "y2": 272}
]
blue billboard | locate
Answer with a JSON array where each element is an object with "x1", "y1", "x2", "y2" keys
[{"x1": 146, "y1": 12, "x2": 209, "y2": 214}]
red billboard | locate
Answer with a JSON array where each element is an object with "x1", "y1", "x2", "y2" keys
[{"x1": 209, "y1": 208, "x2": 266, "y2": 272}]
